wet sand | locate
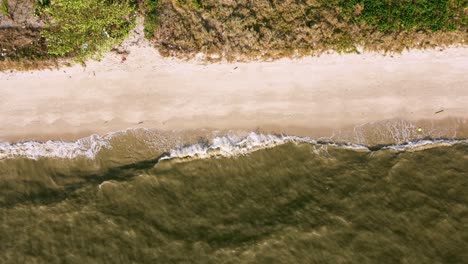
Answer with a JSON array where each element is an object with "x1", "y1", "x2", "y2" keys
[{"x1": 0, "y1": 26, "x2": 467, "y2": 145}]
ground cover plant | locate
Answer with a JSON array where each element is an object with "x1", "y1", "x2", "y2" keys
[
  {"x1": 1, "y1": 0, "x2": 138, "y2": 69},
  {"x1": 340, "y1": 0, "x2": 466, "y2": 32},
  {"x1": 141, "y1": 0, "x2": 159, "y2": 38},
  {"x1": 39, "y1": 0, "x2": 136, "y2": 61}
]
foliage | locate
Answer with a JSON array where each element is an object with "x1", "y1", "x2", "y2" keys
[
  {"x1": 145, "y1": 0, "x2": 467, "y2": 60},
  {"x1": 142, "y1": 0, "x2": 159, "y2": 38},
  {"x1": 3, "y1": 0, "x2": 467, "y2": 66},
  {"x1": 36, "y1": 0, "x2": 51, "y2": 8},
  {"x1": 40, "y1": 0, "x2": 136, "y2": 61},
  {"x1": 0, "y1": 0, "x2": 11, "y2": 19},
  {"x1": 178, "y1": 0, "x2": 201, "y2": 10},
  {"x1": 339, "y1": 0, "x2": 466, "y2": 32}
]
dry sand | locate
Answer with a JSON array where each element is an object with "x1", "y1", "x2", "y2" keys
[{"x1": 1, "y1": 24, "x2": 467, "y2": 145}]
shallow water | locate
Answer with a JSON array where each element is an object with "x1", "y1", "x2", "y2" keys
[{"x1": 1, "y1": 132, "x2": 467, "y2": 263}]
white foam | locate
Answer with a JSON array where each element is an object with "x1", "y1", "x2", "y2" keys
[
  {"x1": 383, "y1": 139, "x2": 468, "y2": 152},
  {"x1": 161, "y1": 132, "x2": 468, "y2": 161},
  {"x1": 163, "y1": 133, "x2": 303, "y2": 159},
  {"x1": 160, "y1": 132, "x2": 369, "y2": 161},
  {"x1": 0, "y1": 130, "x2": 466, "y2": 161},
  {"x1": 0, "y1": 134, "x2": 111, "y2": 160}
]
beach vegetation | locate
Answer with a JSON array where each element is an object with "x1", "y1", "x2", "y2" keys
[
  {"x1": 178, "y1": 0, "x2": 202, "y2": 10},
  {"x1": 1, "y1": 0, "x2": 467, "y2": 70},
  {"x1": 36, "y1": 0, "x2": 51, "y2": 8},
  {"x1": 141, "y1": 0, "x2": 160, "y2": 38},
  {"x1": 0, "y1": 0, "x2": 57, "y2": 71},
  {"x1": 339, "y1": 0, "x2": 466, "y2": 32},
  {"x1": 145, "y1": 0, "x2": 467, "y2": 60},
  {"x1": 39, "y1": 0, "x2": 136, "y2": 61},
  {"x1": 0, "y1": 0, "x2": 12, "y2": 19}
]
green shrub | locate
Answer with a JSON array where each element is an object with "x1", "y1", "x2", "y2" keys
[
  {"x1": 339, "y1": 0, "x2": 466, "y2": 32},
  {"x1": 142, "y1": 0, "x2": 159, "y2": 38},
  {"x1": 40, "y1": 0, "x2": 136, "y2": 61},
  {"x1": 36, "y1": 0, "x2": 51, "y2": 8}
]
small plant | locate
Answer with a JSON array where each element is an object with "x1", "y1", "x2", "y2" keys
[
  {"x1": 1, "y1": 0, "x2": 12, "y2": 19},
  {"x1": 178, "y1": 0, "x2": 201, "y2": 10},
  {"x1": 34, "y1": 0, "x2": 51, "y2": 16},
  {"x1": 36, "y1": 0, "x2": 50, "y2": 7},
  {"x1": 40, "y1": 0, "x2": 136, "y2": 61},
  {"x1": 143, "y1": 0, "x2": 160, "y2": 38},
  {"x1": 190, "y1": 0, "x2": 202, "y2": 10}
]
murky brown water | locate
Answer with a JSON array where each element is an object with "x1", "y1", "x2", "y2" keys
[{"x1": 1, "y1": 131, "x2": 467, "y2": 263}]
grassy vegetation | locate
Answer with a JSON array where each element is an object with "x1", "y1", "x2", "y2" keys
[
  {"x1": 39, "y1": 0, "x2": 136, "y2": 61},
  {"x1": 146, "y1": 0, "x2": 467, "y2": 60},
  {"x1": 141, "y1": 0, "x2": 160, "y2": 38},
  {"x1": 178, "y1": 0, "x2": 201, "y2": 10},
  {"x1": 339, "y1": 0, "x2": 466, "y2": 32},
  {"x1": 0, "y1": 0, "x2": 11, "y2": 19},
  {"x1": 1, "y1": 0, "x2": 467, "y2": 69}
]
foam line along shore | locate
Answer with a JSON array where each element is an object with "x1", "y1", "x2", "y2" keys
[{"x1": 1, "y1": 130, "x2": 467, "y2": 161}]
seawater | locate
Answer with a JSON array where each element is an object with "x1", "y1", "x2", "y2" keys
[{"x1": 1, "y1": 131, "x2": 467, "y2": 263}]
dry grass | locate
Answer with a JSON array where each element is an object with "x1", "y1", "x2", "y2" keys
[
  {"x1": 0, "y1": 58, "x2": 58, "y2": 71},
  {"x1": 0, "y1": 27, "x2": 55, "y2": 71},
  {"x1": 0, "y1": 28, "x2": 47, "y2": 58},
  {"x1": 0, "y1": 0, "x2": 55, "y2": 71},
  {"x1": 148, "y1": 0, "x2": 467, "y2": 61}
]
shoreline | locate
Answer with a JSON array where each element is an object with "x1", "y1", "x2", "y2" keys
[
  {"x1": 1, "y1": 27, "x2": 467, "y2": 145},
  {"x1": 1, "y1": 116, "x2": 468, "y2": 146},
  {"x1": 1, "y1": 128, "x2": 467, "y2": 161}
]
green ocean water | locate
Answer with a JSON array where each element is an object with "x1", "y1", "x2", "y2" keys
[{"x1": 1, "y1": 141, "x2": 467, "y2": 263}]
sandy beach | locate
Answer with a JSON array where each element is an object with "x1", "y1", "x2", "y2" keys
[{"x1": 1, "y1": 26, "x2": 467, "y2": 145}]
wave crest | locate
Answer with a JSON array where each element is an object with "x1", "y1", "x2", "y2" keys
[
  {"x1": 161, "y1": 133, "x2": 305, "y2": 160},
  {"x1": 0, "y1": 134, "x2": 110, "y2": 160},
  {"x1": 160, "y1": 132, "x2": 372, "y2": 161},
  {"x1": 161, "y1": 133, "x2": 468, "y2": 161}
]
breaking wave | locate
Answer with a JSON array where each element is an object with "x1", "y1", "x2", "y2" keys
[
  {"x1": 160, "y1": 133, "x2": 312, "y2": 160},
  {"x1": 160, "y1": 132, "x2": 468, "y2": 161},
  {"x1": 0, "y1": 134, "x2": 111, "y2": 160}
]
